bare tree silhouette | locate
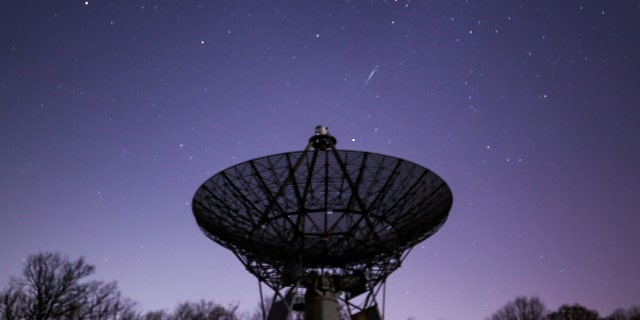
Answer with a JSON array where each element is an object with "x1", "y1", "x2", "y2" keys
[
  {"x1": 0, "y1": 252, "x2": 137, "y2": 320},
  {"x1": 487, "y1": 296, "x2": 546, "y2": 320},
  {"x1": 546, "y1": 303, "x2": 599, "y2": 320}
]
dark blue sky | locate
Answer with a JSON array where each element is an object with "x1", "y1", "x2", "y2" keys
[{"x1": 1, "y1": 1, "x2": 639, "y2": 319}]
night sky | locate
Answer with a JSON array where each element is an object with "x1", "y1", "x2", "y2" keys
[{"x1": 1, "y1": 1, "x2": 639, "y2": 319}]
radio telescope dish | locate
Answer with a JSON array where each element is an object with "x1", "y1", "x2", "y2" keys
[{"x1": 192, "y1": 126, "x2": 452, "y2": 320}]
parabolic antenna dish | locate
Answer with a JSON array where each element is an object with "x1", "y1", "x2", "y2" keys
[{"x1": 192, "y1": 131, "x2": 452, "y2": 292}]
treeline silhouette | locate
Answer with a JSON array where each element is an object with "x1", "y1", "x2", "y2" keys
[
  {"x1": 1, "y1": 252, "x2": 638, "y2": 319},
  {"x1": 486, "y1": 296, "x2": 640, "y2": 320},
  {"x1": 0, "y1": 252, "x2": 258, "y2": 320}
]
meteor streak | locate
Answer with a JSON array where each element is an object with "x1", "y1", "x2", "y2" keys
[{"x1": 364, "y1": 65, "x2": 379, "y2": 85}]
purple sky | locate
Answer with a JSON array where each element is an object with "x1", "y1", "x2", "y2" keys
[{"x1": 1, "y1": 1, "x2": 639, "y2": 319}]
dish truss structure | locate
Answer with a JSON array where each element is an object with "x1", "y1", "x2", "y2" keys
[{"x1": 192, "y1": 126, "x2": 453, "y2": 320}]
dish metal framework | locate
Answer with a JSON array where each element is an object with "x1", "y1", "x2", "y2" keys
[{"x1": 192, "y1": 127, "x2": 452, "y2": 319}]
